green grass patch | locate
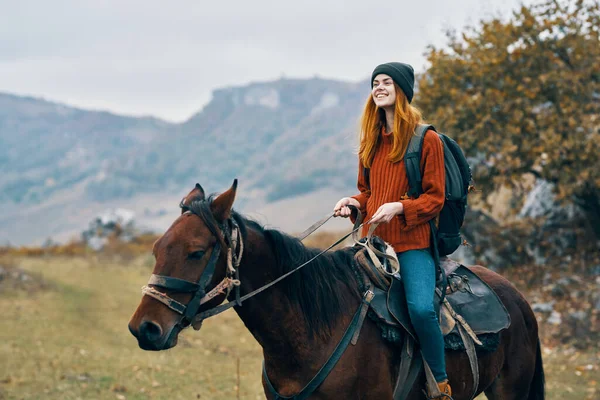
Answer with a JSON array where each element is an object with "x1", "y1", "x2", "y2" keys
[
  {"x1": 0, "y1": 256, "x2": 263, "y2": 399},
  {"x1": 0, "y1": 255, "x2": 597, "y2": 399}
]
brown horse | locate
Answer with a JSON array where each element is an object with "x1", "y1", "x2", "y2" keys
[{"x1": 128, "y1": 181, "x2": 545, "y2": 400}]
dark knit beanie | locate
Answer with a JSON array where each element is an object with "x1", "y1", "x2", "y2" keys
[{"x1": 371, "y1": 62, "x2": 415, "y2": 103}]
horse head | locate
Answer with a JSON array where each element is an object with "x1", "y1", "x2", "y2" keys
[{"x1": 128, "y1": 180, "x2": 240, "y2": 350}]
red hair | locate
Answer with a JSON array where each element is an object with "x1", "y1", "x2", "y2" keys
[{"x1": 358, "y1": 83, "x2": 423, "y2": 167}]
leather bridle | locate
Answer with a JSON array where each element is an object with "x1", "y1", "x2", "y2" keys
[{"x1": 141, "y1": 217, "x2": 243, "y2": 334}]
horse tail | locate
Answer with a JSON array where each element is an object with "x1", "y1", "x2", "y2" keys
[{"x1": 528, "y1": 338, "x2": 545, "y2": 400}]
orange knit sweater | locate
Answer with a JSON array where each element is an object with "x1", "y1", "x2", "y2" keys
[{"x1": 351, "y1": 129, "x2": 445, "y2": 253}]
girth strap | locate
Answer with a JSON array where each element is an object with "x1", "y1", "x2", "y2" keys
[
  {"x1": 458, "y1": 324, "x2": 479, "y2": 399},
  {"x1": 263, "y1": 289, "x2": 374, "y2": 400},
  {"x1": 393, "y1": 336, "x2": 423, "y2": 400}
]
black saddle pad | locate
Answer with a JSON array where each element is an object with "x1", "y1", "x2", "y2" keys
[
  {"x1": 369, "y1": 282, "x2": 416, "y2": 341},
  {"x1": 444, "y1": 266, "x2": 511, "y2": 335}
]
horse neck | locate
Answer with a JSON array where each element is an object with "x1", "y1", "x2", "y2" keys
[{"x1": 231, "y1": 227, "x2": 356, "y2": 361}]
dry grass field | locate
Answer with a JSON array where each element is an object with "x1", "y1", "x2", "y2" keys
[{"x1": 0, "y1": 250, "x2": 598, "y2": 399}]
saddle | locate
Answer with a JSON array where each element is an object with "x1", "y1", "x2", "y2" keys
[
  {"x1": 353, "y1": 239, "x2": 511, "y2": 400},
  {"x1": 354, "y1": 242, "x2": 511, "y2": 344}
]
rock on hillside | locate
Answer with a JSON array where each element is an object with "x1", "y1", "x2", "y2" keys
[{"x1": 87, "y1": 78, "x2": 368, "y2": 204}]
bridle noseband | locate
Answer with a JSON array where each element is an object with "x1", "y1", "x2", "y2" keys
[{"x1": 141, "y1": 218, "x2": 243, "y2": 331}]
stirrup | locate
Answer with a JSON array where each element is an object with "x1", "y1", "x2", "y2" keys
[{"x1": 422, "y1": 390, "x2": 454, "y2": 400}]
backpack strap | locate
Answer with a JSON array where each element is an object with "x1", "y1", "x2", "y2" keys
[
  {"x1": 362, "y1": 124, "x2": 434, "y2": 192},
  {"x1": 405, "y1": 124, "x2": 435, "y2": 198},
  {"x1": 405, "y1": 125, "x2": 444, "y2": 292},
  {"x1": 364, "y1": 166, "x2": 370, "y2": 190}
]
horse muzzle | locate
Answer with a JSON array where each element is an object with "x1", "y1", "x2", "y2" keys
[{"x1": 128, "y1": 320, "x2": 179, "y2": 351}]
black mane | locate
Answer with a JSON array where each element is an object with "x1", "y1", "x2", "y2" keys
[
  {"x1": 184, "y1": 197, "x2": 361, "y2": 339},
  {"x1": 259, "y1": 226, "x2": 362, "y2": 339}
]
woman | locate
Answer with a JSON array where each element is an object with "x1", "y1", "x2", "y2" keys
[{"x1": 333, "y1": 62, "x2": 451, "y2": 398}]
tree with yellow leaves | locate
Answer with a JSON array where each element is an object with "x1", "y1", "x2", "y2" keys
[{"x1": 417, "y1": 0, "x2": 600, "y2": 237}]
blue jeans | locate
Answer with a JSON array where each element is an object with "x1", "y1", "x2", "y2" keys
[{"x1": 397, "y1": 249, "x2": 447, "y2": 382}]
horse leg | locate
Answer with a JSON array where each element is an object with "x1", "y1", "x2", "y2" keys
[
  {"x1": 484, "y1": 369, "x2": 533, "y2": 400},
  {"x1": 484, "y1": 339, "x2": 544, "y2": 400},
  {"x1": 454, "y1": 338, "x2": 532, "y2": 400},
  {"x1": 470, "y1": 267, "x2": 543, "y2": 400}
]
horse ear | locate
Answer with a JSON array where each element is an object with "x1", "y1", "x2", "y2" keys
[
  {"x1": 181, "y1": 183, "x2": 206, "y2": 213},
  {"x1": 211, "y1": 179, "x2": 238, "y2": 222}
]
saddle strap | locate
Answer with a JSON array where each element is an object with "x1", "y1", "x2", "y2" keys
[
  {"x1": 422, "y1": 359, "x2": 453, "y2": 399},
  {"x1": 458, "y1": 323, "x2": 480, "y2": 399},
  {"x1": 393, "y1": 336, "x2": 422, "y2": 400},
  {"x1": 392, "y1": 313, "x2": 479, "y2": 400},
  {"x1": 437, "y1": 288, "x2": 480, "y2": 399},
  {"x1": 263, "y1": 289, "x2": 375, "y2": 400},
  {"x1": 439, "y1": 293, "x2": 482, "y2": 346},
  {"x1": 352, "y1": 290, "x2": 375, "y2": 345}
]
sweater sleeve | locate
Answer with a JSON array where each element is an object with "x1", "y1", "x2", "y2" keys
[
  {"x1": 350, "y1": 159, "x2": 371, "y2": 223},
  {"x1": 398, "y1": 130, "x2": 445, "y2": 230}
]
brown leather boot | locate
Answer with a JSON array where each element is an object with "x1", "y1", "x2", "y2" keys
[{"x1": 428, "y1": 380, "x2": 452, "y2": 399}]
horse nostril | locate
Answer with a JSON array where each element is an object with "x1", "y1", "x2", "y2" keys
[
  {"x1": 139, "y1": 321, "x2": 163, "y2": 342},
  {"x1": 128, "y1": 323, "x2": 138, "y2": 338}
]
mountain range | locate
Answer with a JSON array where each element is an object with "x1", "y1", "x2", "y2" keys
[{"x1": 0, "y1": 78, "x2": 370, "y2": 245}]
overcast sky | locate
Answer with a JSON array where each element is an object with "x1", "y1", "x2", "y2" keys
[{"x1": 1, "y1": 0, "x2": 529, "y2": 122}]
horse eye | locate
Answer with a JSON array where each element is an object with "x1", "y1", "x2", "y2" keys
[{"x1": 188, "y1": 251, "x2": 206, "y2": 260}]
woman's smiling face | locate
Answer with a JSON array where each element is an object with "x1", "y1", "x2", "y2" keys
[{"x1": 372, "y1": 73, "x2": 396, "y2": 109}]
